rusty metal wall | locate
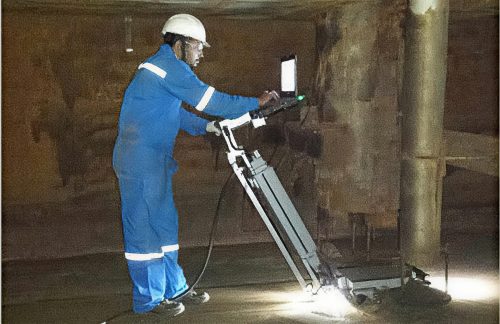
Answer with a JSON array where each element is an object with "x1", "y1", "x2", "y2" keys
[
  {"x1": 1, "y1": 11, "x2": 316, "y2": 259},
  {"x1": 311, "y1": 0, "x2": 406, "y2": 235}
]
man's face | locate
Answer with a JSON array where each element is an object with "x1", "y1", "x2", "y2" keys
[{"x1": 185, "y1": 40, "x2": 204, "y2": 67}]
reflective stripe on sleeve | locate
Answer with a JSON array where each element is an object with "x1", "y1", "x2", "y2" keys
[
  {"x1": 161, "y1": 244, "x2": 180, "y2": 253},
  {"x1": 138, "y1": 62, "x2": 167, "y2": 79},
  {"x1": 124, "y1": 252, "x2": 164, "y2": 261},
  {"x1": 195, "y1": 86, "x2": 215, "y2": 111}
]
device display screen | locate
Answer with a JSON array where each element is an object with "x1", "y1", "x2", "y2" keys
[{"x1": 281, "y1": 54, "x2": 297, "y2": 97}]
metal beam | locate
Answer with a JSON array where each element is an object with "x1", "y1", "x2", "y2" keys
[
  {"x1": 400, "y1": 0, "x2": 449, "y2": 267},
  {"x1": 444, "y1": 130, "x2": 499, "y2": 176}
]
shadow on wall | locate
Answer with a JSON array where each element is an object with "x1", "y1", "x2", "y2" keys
[
  {"x1": 312, "y1": 12, "x2": 342, "y2": 122},
  {"x1": 29, "y1": 21, "x2": 124, "y2": 192}
]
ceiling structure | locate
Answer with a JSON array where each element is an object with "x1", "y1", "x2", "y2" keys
[{"x1": 3, "y1": 0, "x2": 499, "y2": 20}]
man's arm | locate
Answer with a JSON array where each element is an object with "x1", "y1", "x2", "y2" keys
[
  {"x1": 178, "y1": 108, "x2": 208, "y2": 136},
  {"x1": 162, "y1": 60, "x2": 276, "y2": 119}
]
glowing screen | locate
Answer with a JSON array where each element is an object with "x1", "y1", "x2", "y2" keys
[{"x1": 281, "y1": 56, "x2": 297, "y2": 94}]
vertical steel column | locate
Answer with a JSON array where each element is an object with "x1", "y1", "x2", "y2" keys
[{"x1": 400, "y1": 0, "x2": 449, "y2": 266}]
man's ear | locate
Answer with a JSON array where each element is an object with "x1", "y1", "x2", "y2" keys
[{"x1": 172, "y1": 41, "x2": 182, "y2": 59}]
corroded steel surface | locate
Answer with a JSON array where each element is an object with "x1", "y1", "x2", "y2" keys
[{"x1": 400, "y1": 0, "x2": 449, "y2": 267}]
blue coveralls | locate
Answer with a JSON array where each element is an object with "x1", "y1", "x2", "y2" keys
[{"x1": 113, "y1": 44, "x2": 259, "y2": 313}]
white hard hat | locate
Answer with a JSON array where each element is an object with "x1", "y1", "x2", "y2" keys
[{"x1": 161, "y1": 14, "x2": 210, "y2": 47}]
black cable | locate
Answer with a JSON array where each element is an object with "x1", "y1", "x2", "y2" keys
[
  {"x1": 106, "y1": 101, "x2": 304, "y2": 322},
  {"x1": 102, "y1": 309, "x2": 134, "y2": 323},
  {"x1": 299, "y1": 104, "x2": 311, "y2": 127},
  {"x1": 103, "y1": 171, "x2": 234, "y2": 322},
  {"x1": 172, "y1": 170, "x2": 235, "y2": 301}
]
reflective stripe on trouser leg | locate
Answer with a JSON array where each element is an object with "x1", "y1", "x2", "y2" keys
[
  {"x1": 117, "y1": 163, "x2": 179, "y2": 255},
  {"x1": 117, "y1": 175, "x2": 165, "y2": 313},
  {"x1": 163, "y1": 250, "x2": 188, "y2": 299},
  {"x1": 127, "y1": 258, "x2": 166, "y2": 313},
  {"x1": 116, "y1": 162, "x2": 181, "y2": 311}
]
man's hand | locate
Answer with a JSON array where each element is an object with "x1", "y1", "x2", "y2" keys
[
  {"x1": 206, "y1": 121, "x2": 222, "y2": 136},
  {"x1": 258, "y1": 90, "x2": 280, "y2": 107}
]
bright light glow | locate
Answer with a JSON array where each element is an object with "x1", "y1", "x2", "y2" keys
[
  {"x1": 430, "y1": 276, "x2": 499, "y2": 301},
  {"x1": 310, "y1": 287, "x2": 357, "y2": 319},
  {"x1": 124, "y1": 16, "x2": 133, "y2": 54},
  {"x1": 255, "y1": 284, "x2": 359, "y2": 321},
  {"x1": 271, "y1": 287, "x2": 357, "y2": 320},
  {"x1": 409, "y1": 0, "x2": 437, "y2": 15}
]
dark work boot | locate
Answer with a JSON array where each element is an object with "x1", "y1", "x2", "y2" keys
[
  {"x1": 151, "y1": 300, "x2": 185, "y2": 316},
  {"x1": 179, "y1": 291, "x2": 210, "y2": 305}
]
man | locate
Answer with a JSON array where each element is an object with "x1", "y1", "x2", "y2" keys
[{"x1": 112, "y1": 13, "x2": 278, "y2": 317}]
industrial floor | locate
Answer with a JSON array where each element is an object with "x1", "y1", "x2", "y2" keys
[{"x1": 2, "y1": 233, "x2": 498, "y2": 324}]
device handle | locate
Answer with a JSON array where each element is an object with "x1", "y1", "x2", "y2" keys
[{"x1": 250, "y1": 96, "x2": 305, "y2": 119}]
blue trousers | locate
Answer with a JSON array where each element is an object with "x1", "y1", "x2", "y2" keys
[
  {"x1": 127, "y1": 251, "x2": 188, "y2": 313},
  {"x1": 114, "y1": 156, "x2": 187, "y2": 313}
]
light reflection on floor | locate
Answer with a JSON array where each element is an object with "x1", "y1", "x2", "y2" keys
[
  {"x1": 429, "y1": 275, "x2": 499, "y2": 301},
  {"x1": 260, "y1": 286, "x2": 358, "y2": 321}
]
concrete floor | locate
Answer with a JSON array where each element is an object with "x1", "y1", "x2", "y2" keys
[{"x1": 2, "y1": 233, "x2": 498, "y2": 323}]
